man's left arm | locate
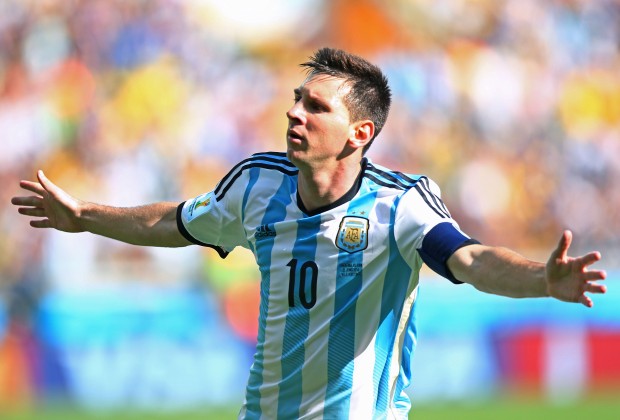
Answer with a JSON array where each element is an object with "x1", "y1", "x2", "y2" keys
[{"x1": 447, "y1": 230, "x2": 607, "y2": 307}]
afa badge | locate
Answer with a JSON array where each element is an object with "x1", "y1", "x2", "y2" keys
[{"x1": 336, "y1": 216, "x2": 369, "y2": 253}]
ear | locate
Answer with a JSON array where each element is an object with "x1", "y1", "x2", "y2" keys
[{"x1": 348, "y1": 120, "x2": 375, "y2": 150}]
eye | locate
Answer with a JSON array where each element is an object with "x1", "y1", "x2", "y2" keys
[{"x1": 307, "y1": 100, "x2": 326, "y2": 112}]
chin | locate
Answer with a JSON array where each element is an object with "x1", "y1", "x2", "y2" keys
[
  {"x1": 286, "y1": 147, "x2": 299, "y2": 162},
  {"x1": 286, "y1": 147, "x2": 306, "y2": 168}
]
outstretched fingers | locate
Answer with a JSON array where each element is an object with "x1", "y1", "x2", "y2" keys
[
  {"x1": 576, "y1": 251, "x2": 602, "y2": 270},
  {"x1": 11, "y1": 195, "x2": 44, "y2": 208},
  {"x1": 30, "y1": 219, "x2": 52, "y2": 229},
  {"x1": 578, "y1": 295, "x2": 594, "y2": 308},
  {"x1": 37, "y1": 170, "x2": 60, "y2": 196},
  {"x1": 550, "y1": 230, "x2": 572, "y2": 264},
  {"x1": 12, "y1": 195, "x2": 50, "y2": 227},
  {"x1": 12, "y1": 172, "x2": 53, "y2": 228},
  {"x1": 559, "y1": 230, "x2": 572, "y2": 258},
  {"x1": 584, "y1": 281, "x2": 607, "y2": 294},
  {"x1": 18, "y1": 179, "x2": 45, "y2": 196},
  {"x1": 15, "y1": 171, "x2": 57, "y2": 199},
  {"x1": 18, "y1": 207, "x2": 47, "y2": 217},
  {"x1": 578, "y1": 258, "x2": 607, "y2": 307},
  {"x1": 581, "y1": 268, "x2": 607, "y2": 282},
  {"x1": 578, "y1": 278, "x2": 607, "y2": 307}
]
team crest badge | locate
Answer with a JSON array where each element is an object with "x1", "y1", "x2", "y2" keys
[{"x1": 336, "y1": 216, "x2": 369, "y2": 253}]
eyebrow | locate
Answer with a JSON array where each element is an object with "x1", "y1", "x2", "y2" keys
[{"x1": 293, "y1": 86, "x2": 330, "y2": 109}]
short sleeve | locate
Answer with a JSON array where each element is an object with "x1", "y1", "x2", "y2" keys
[
  {"x1": 394, "y1": 177, "x2": 477, "y2": 283},
  {"x1": 177, "y1": 172, "x2": 250, "y2": 258}
]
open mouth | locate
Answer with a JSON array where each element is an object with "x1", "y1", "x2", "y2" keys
[{"x1": 287, "y1": 130, "x2": 304, "y2": 141}]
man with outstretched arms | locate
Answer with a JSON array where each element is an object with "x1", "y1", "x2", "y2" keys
[{"x1": 12, "y1": 48, "x2": 606, "y2": 419}]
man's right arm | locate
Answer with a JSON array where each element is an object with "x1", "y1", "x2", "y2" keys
[{"x1": 11, "y1": 170, "x2": 192, "y2": 248}]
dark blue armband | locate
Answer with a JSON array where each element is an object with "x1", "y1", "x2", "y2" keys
[{"x1": 417, "y1": 222, "x2": 480, "y2": 284}]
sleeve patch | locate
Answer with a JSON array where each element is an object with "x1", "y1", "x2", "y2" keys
[
  {"x1": 176, "y1": 201, "x2": 229, "y2": 259},
  {"x1": 185, "y1": 192, "x2": 214, "y2": 222}
]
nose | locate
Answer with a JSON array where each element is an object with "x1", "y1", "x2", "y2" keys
[{"x1": 286, "y1": 101, "x2": 304, "y2": 124}]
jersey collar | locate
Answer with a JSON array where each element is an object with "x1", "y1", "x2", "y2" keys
[{"x1": 297, "y1": 158, "x2": 368, "y2": 216}]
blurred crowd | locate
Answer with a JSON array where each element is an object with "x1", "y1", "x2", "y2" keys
[{"x1": 1, "y1": 0, "x2": 619, "y2": 305}]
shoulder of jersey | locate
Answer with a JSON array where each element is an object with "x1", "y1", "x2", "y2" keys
[
  {"x1": 214, "y1": 152, "x2": 298, "y2": 201},
  {"x1": 364, "y1": 160, "x2": 425, "y2": 191},
  {"x1": 365, "y1": 161, "x2": 451, "y2": 217}
]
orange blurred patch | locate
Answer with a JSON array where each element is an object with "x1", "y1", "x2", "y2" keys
[
  {"x1": 49, "y1": 59, "x2": 96, "y2": 119},
  {"x1": 223, "y1": 281, "x2": 260, "y2": 342}
]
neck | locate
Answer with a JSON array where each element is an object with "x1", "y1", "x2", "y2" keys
[{"x1": 297, "y1": 158, "x2": 364, "y2": 213}]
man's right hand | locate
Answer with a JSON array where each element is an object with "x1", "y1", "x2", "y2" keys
[
  {"x1": 12, "y1": 170, "x2": 190, "y2": 247},
  {"x1": 11, "y1": 170, "x2": 84, "y2": 233}
]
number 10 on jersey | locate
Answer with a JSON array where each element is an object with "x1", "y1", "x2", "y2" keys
[{"x1": 287, "y1": 258, "x2": 318, "y2": 309}]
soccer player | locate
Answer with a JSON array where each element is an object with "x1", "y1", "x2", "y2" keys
[{"x1": 11, "y1": 48, "x2": 606, "y2": 419}]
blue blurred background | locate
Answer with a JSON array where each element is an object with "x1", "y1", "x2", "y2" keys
[{"x1": 0, "y1": 0, "x2": 619, "y2": 413}]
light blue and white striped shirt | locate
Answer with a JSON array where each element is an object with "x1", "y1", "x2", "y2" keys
[{"x1": 178, "y1": 152, "x2": 475, "y2": 419}]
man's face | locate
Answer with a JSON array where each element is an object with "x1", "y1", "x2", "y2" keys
[{"x1": 286, "y1": 74, "x2": 353, "y2": 167}]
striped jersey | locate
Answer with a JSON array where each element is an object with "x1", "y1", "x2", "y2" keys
[{"x1": 177, "y1": 152, "x2": 475, "y2": 419}]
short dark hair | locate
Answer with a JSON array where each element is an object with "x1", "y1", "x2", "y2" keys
[{"x1": 300, "y1": 47, "x2": 392, "y2": 154}]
